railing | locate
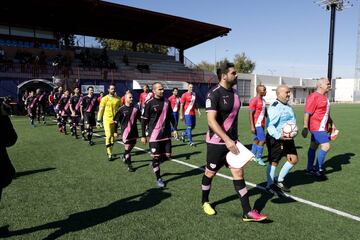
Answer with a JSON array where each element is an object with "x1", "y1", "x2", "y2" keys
[{"x1": 0, "y1": 62, "x2": 217, "y2": 84}]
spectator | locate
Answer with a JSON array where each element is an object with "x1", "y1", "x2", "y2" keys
[{"x1": 0, "y1": 98, "x2": 17, "y2": 202}]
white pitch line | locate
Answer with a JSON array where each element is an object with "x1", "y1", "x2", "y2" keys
[
  {"x1": 80, "y1": 130, "x2": 360, "y2": 223},
  {"x1": 127, "y1": 142, "x2": 360, "y2": 222}
]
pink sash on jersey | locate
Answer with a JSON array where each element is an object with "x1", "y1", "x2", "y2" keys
[
  {"x1": 86, "y1": 97, "x2": 97, "y2": 113},
  {"x1": 75, "y1": 96, "x2": 83, "y2": 111},
  {"x1": 149, "y1": 100, "x2": 169, "y2": 142},
  {"x1": 30, "y1": 97, "x2": 37, "y2": 109},
  {"x1": 122, "y1": 107, "x2": 138, "y2": 141},
  {"x1": 206, "y1": 91, "x2": 240, "y2": 144}
]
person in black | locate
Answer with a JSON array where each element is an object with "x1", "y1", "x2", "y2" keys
[
  {"x1": 69, "y1": 87, "x2": 83, "y2": 138},
  {"x1": 141, "y1": 82, "x2": 178, "y2": 188},
  {"x1": 35, "y1": 88, "x2": 47, "y2": 124},
  {"x1": 25, "y1": 91, "x2": 38, "y2": 127},
  {"x1": 114, "y1": 92, "x2": 141, "y2": 172},
  {"x1": 201, "y1": 63, "x2": 268, "y2": 222},
  {"x1": 56, "y1": 90, "x2": 71, "y2": 134},
  {"x1": 53, "y1": 86, "x2": 63, "y2": 124},
  {"x1": 80, "y1": 86, "x2": 98, "y2": 145},
  {"x1": 0, "y1": 99, "x2": 17, "y2": 202}
]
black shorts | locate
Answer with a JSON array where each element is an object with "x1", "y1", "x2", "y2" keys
[
  {"x1": 83, "y1": 112, "x2": 96, "y2": 127},
  {"x1": 123, "y1": 138, "x2": 137, "y2": 145},
  {"x1": 266, "y1": 134, "x2": 297, "y2": 163},
  {"x1": 206, "y1": 143, "x2": 229, "y2": 172},
  {"x1": 149, "y1": 140, "x2": 171, "y2": 159},
  {"x1": 71, "y1": 116, "x2": 81, "y2": 125},
  {"x1": 27, "y1": 108, "x2": 36, "y2": 117},
  {"x1": 37, "y1": 104, "x2": 45, "y2": 115}
]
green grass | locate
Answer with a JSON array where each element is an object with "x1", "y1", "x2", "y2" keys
[{"x1": 1, "y1": 104, "x2": 360, "y2": 239}]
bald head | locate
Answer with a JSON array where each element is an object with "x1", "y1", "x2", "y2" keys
[
  {"x1": 125, "y1": 92, "x2": 133, "y2": 105},
  {"x1": 276, "y1": 85, "x2": 290, "y2": 103},
  {"x1": 316, "y1": 77, "x2": 331, "y2": 94}
]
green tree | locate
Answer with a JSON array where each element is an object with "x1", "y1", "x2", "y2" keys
[
  {"x1": 96, "y1": 38, "x2": 168, "y2": 54},
  {"x1": 196, "y1": 61, "x2": 215, "y2": 72},
  {"x1": 196, "y1": 53, "x2": 255, "y2": 73},
  {"x1": 233, "y1": 52, "x2": 255, "y2": 73}
]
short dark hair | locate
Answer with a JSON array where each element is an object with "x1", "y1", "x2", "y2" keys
[
  {"x1": 87, "y1": 86, "x2": 94, "y2": 90},
  {"x1": 216, "y1": 62, "x2": 235, "y2": 81},
  {"x1": 172, "y1": 87, "x2": 178, "y2": 92},
  {"x1": 108, "y1": 84, "x2": 115, "y2": 89}
]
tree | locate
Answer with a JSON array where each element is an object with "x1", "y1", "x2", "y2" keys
[
  {"x1": 196, "y1": 61, "x2": 215, "y2": 72},
  {"x1": 96, "y1": 38, "x2": 169, "y2": 54},
  {"x1": 55, "y1": 33, "x2": 76, "y2": 49},
  {"x1": 196, "y1": 52, "x2": 255, "y2": 73},
  {"x1": 233, "y1": 52, "x2": 255, "y2": 73}
]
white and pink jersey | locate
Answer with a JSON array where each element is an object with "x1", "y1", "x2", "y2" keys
[
  {"x1": 168, "y1": 95, "x2": 180, "y2": 112},
  {"x1": 305, "y1": 92, "x2": 330, "y2": 131},
  {"x1": 248, "y1": 96, "x2": 266, "y2": 127},
  {"x1": 181, "y1": 92, "x2": 196, "y2": 115}
]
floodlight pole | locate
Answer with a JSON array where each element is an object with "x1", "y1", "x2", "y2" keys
[{"x1": 327, "y1": 3, "x2": 337, "y2": 82}]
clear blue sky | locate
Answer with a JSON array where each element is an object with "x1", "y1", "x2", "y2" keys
[{"x1": 106, "y1": 0, "x2": 359, "y2": 78}]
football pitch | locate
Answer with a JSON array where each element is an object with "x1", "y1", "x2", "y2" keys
[{"x1": 1, "y1": 104, "x2": 360, "y2": 240}]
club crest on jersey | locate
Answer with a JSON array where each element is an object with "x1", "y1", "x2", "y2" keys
[
  {"x1": 151, "y1": 148, "x2": 156, "y2": 153},
  {"x1": 210, "y1": 163, "x2": 217, "y2": 169},
  {"x1": 206, "y1": 99, "x2": 211, "y2": 108}
]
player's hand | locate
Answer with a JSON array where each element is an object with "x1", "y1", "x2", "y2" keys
[
  {"x1": 301, "y1": 128, "x2": 308, "y2": 138},
  {"x1": 197, "y1": 110, "x2": 202, "y2": 117},
  {"x1": 71, "y1": 112, "x2": 76, "y2": 117},
  {"x1": 114, "y1": 133, "x2": 118, "y2": 138},
  {"x1": 180, "y1": 114, "x2": 184, "y2": 121},
  {"x1": 96, "y1": 121, "x2": 103, "y2": 128},
  {"x1": 173, "y1": 131, "x2": 178, "y2": 139},
  {"x1": 141, "y1": 137, "x2": 147, "y2": 144},
  {"x1": 225, "y1": 139, "x2": 239, "y2": 155},
  {"x1": 250, "y1": 126, "x2": 256, "y2": 134}
]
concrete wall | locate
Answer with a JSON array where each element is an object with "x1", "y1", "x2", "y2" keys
[{"x1": 334, "y1": 78, "x2": 354, "y2": 102}]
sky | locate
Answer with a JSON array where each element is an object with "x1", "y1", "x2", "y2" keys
[{"x1": 104, "y1": 0, "x2": 360, "y2": 79}]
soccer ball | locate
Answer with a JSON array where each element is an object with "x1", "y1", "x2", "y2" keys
[{"x1": 282, "y1": 122, "x2": 298, "y2": 138}]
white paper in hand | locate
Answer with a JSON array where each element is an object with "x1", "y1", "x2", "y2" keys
[{"x1": 226, "y1": 141, "x2": 255, "y2": 169}]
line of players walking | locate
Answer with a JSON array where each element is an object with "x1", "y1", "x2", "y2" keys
[{"x1": 23, "y1": 65, "x2": 335, "y2": 223}]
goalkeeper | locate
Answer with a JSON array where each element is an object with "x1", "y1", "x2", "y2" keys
[{"x1": 97, "y1": 84, "x2": 121, "y2": 161}]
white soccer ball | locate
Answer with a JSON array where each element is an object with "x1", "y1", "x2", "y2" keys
[{"x1": 282, "y1": 122, "x2": 298, "y2": 138}]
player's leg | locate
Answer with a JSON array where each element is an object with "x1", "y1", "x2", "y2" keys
[
  {"x1": 315, "y1": 131, "x2": 330, "y2": 180},
  {"x1": 306, "y1": 133, "x2": 319, "y2": 174},
  {"x1": 28, "y1": 108, "x2": 35, "y2": 127},
  {"x1": 185, "y1": 115, "x2": 195, "y2": 146},
  {"x1": 62, "y1": 115, "x2": 68, "y2": 134},
  {"x1": 230, "y1": 167, "x2": 268, "y2": 222},
  {"x1": 104, "y1": 122, "x2": 114, "y2": 160},
  {"x1": 265, "y1": 134, "x2": 281, "y2": 192},
  {"x1": 40, "y1": 105, "x2": 46, "y2": 124},
  {"x1": 149, "y1": 142, "x2": 164, "y2": 187},
  {"x1": 123, "y1": 140, "x2": 136, "y2": 172},
  {"x1": 201, "y1": 144, "x2": 226, "y2": 215},
  {"x1": 254, "y1": 127, "x2": 266, "y2": 166},
  {"x1": 276, "y1": 140, "x2": 298, "y2": 192},
  {"x1": 79, "y1": 116, "x2": 86, "y2": 140}
]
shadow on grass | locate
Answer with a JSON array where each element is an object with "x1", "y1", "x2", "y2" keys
[
  {"x1": 172, "y1": 151, "x2": 201, "y2": 160},
  {"x1": 212, "y1": 184, "x2": 295, "y2": 215},
  {"x1": 15, "y1": 168, "x2": 56, "y2": 179},
  {"x1": 162, "y1": 166, "x2": 205, "y2": 185},
  {"x1": 324, "y1": 152, "x2": 354, "y2": 174},
  {"x1": 0, "y1": 188, "x2": 171, "y2": 239},
  {"x1": 281, "y1": 152, "x2": 355, "y2": 188}
]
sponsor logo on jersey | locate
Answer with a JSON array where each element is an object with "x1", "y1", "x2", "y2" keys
[{"x1": 206, "y1": 99, "x2": 211, "y2": 108}]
